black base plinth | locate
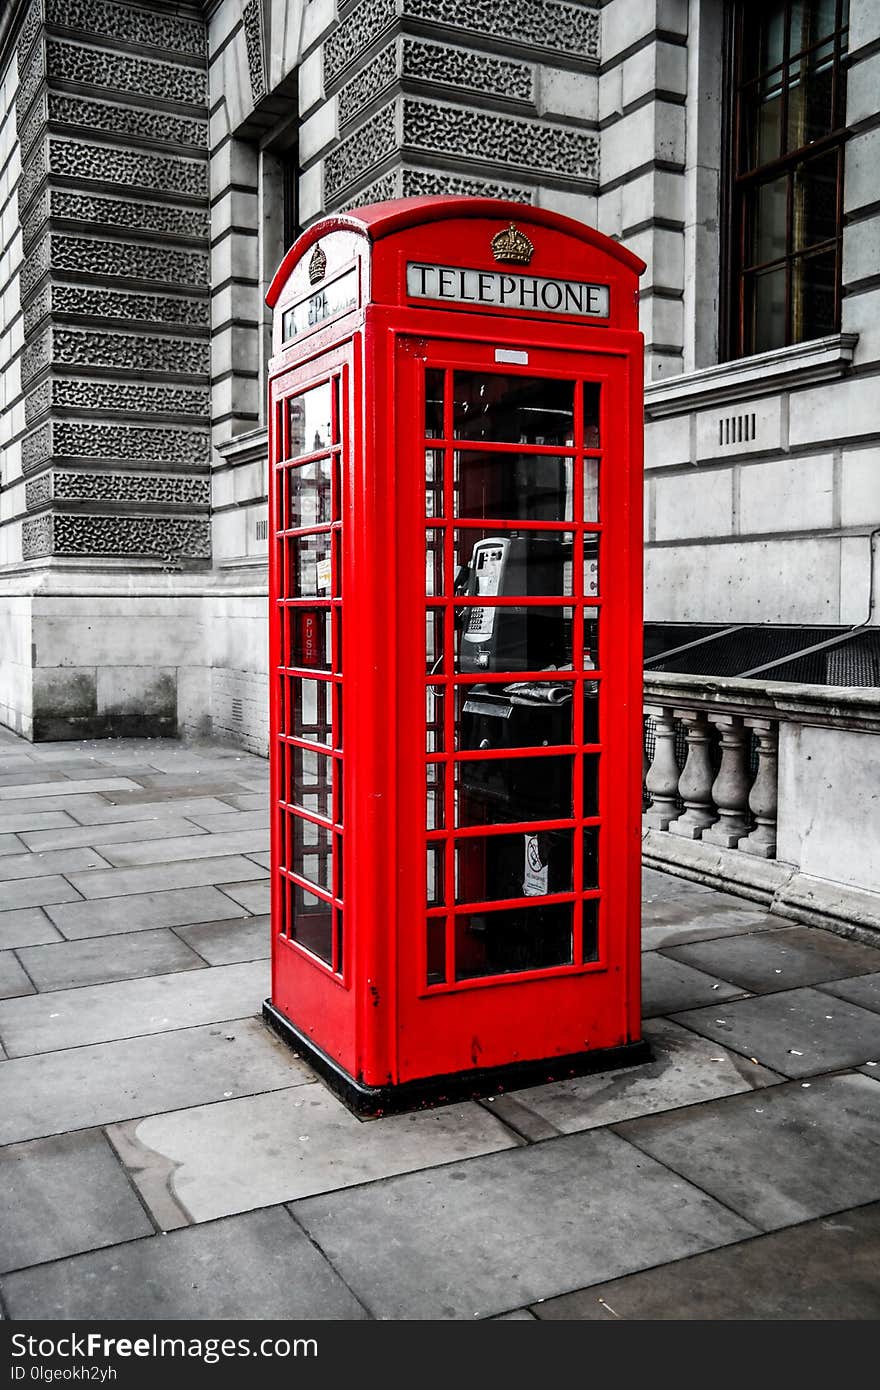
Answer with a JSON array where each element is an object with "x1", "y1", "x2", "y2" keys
[{"x1": 262, "y1": 999, "x2": 653, "y2": 1118}]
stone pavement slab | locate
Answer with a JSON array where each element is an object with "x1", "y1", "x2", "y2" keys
[
  {"x1": 65, "y1": 854, "x2": 268, "y2": 900},
  {"x1": 19, "y1": 818, "x2": 211, "y2": 853},
  {"x1": 672, "y1": 986, "x2": 880, "y2": 1076},
  {"x1": 100, "y1": 783, "x2": 253, "y2": 805},
  {"x1": 292, "y1": 1128, "x2": 756, "y2": 1320},
  {"x1": 614, "y1": 1072, "x2": 880, "y2": 1231},
  {"x1": 502, "y1": 1019, "x2": 781, "y2": 1134},
  {"x1": 18, "y1": 928, "x2": 206, "y2": 992},
  {"x1": 0, "y1": 811, "x2": 76, "y2": 835},
  {"x1": 0, "y1": 1206, "x2": 367, "y2": 1321},
  {"x1": 0, "y1": 1130, "x2": 153, "y2": 1274},
  {"x1": 0, "y1": 833, "x2": 25, "y2": 856},
  {"x1": 0, "y1": 950, "x2": 35, "y2": 998},
  {"x1": 97, "y1": 829, "x2": 268, "y2": 867},
  {"x1": 533, "y1": 1203, "x2": 880, "y2": 1320},
  {"x1": 0, "y1": 875, "x2": 82, "y2": 910},
  {"x1": 641, "y1": 951, "x2": 749, "y2": 1017},
  {"x1": 641, "y1": 906, "x2": 785, "y2": 951},
  {"x1": 0, "y1": 777, "x2": 143, "y2": 801},
  {"x1": 109, "y1": 1085, "x2": 519, "y2": 1226},
  {"x1": 222, "y1": 793, "x2": 267, "y2": 811},
  {"x1": 0, "y1": 907, "x2": 62, "y2": 949},
  {"x1": 182, "y1": 809, "x2": 270, "y2": 833},
  {"x1": 217, "y1": 880, "x2": 270, "y2": 914},
  {"x1": 0, "y1": 1018, "x2": 306, "y2": 1146},
  {"x1": 45, "y1": 885, "x2": 253, "y2": 939},
  {"x1": 60, "y1": 796, "x2": 242, "y2": 825},
  {"x1": 0, "y1": 847, "x2": 111, "y2": 881},
  {"x1": 819, "y1": 972, "x2": 880, "y2": 1016},
  {"x1": 0, "y1": 959, "x2": 269, "y2": 1055},
  {"x1": 174, "y1": 915, "x2": 270, "y2": 965},
  {"x1": 664, "y1": 926, "x2": 880, "y2": 995}
]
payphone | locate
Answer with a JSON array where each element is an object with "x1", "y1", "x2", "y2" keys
[{"x1": 264, "y1": 197, "x2": 648, "y2": 1112}]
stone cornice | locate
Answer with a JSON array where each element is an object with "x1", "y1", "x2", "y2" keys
[{"x1": 644, "y1": 668, "x2": 880, "y2": 734}]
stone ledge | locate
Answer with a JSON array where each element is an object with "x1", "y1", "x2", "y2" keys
[
  {"x1": 643, "y1": 334, "x2": 859, "y2": 418},
  {"x1": 643, "y1": 828, "x2": 880, "y2": 945},
  {"x1": 644, "y1": 670, "x2": 880, "y2": 735}
]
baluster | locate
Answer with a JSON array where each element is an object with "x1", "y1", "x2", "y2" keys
[
  {"x1": 703, "y1": 714, "x2": 752, "y2": 847},
  {"x1": 643, "y1": 706, "x2": 680, "y2": 830},
  {"x1": 669, "y1": 708, "x2": 716, "y2": 839},
  {"x1": 738, "y1": 719, "x2": 778, "y2": 858},
  {"x1": 642, "y1": 715, "x2": 650, "y2": 811}
]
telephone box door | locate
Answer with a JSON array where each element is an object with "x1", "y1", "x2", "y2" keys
[{"x1": 393, "y1": 336, "x2": 641, "y2": 1082}]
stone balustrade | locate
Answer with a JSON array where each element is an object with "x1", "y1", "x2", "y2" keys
[{"x1": 641, "y1": 670, "x2": 880, "y2": 941}]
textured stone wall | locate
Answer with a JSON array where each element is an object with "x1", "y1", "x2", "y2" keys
[{"x1": 14, "y1": 0, "x2": 211, "y2": 566}]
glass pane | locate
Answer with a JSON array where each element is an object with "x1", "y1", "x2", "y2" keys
[
  {"x1": 427, "y1": 759, "x2": 445, "y2": 826},
  {"x1": 427, "y1": 842, "x2": 445, "y2": 907},
  {"x1": 290, "y1": 750, "x2": 330, "y2": 811},
  {"x1": 455, "y1": 681, "x2": 574, "y2": 752},
  {"x1": 455, "y1": 902, "x2": 573, "y2": 979},
  {"x1": 793, "y1": 249, "x2": 836, "y2": 341},
  {"x1": 426, "y1": 529, "x2": 444, "y2": 595},
  {"x1": 584, "y1": 608, "x2": 599, "y2": 670},
  {"x1": 583, "y1": 898, "x2": 599, "y2": 962},
  {"x1": 455, "y1": 829, "x2": 573, "y2": 904},
  {"x1": 741, "y1": 5, "x2": 784, "y2": 80},
  {"x1": 457, "y1": 603, "x2": 573, "y2": 675},
  {"x1": 745, "y1": 265, "x2": 786, "y2": 353},
  {"x1": 425, "y1": 369, "x2": 444, "y2": 438},
  {"x1": 584, "y1": 535, "x2": 599, "y2": 599},
  {"x1": 287, "y1": 459, "x2": 332, "y2": 529},
  {"x1": 290, "y1": 533, "x2": 331, "y2": 597},
  {"x1": 583, "y1": 827, "x2": 600, "y2": 889},
  {"x1": 426, "y1": 449, "x2": 444, "y2": 517},
  {"x1": 426, "y1": 608, "x2": 445, "y2": 675},
  {"x1": 583, "y1": 753, "x2": 599, "y2": 813},
  {"x1": 455, "y1": 451, "x2": 573, "y2": 522},
  {"x1": 786, "y1": 44, "x2": 834, "y2": 150},
  {"x1": 456, "y1": 754, "x2": 573, "y2": 826},
  {"x1": 289, "y1": 606, "x2": 331, "y2": 671},
  {"x1": 583, "y1": 458, "x2": 599, "y2": 522},
  {"x1": 427, "y1": 918, "x2": 446, "y2": 984},
  {"x1": 292, "y1": 816, "x2": 333, "y2": 894},
  {"x1": 583, "y1": 689, "x2": 599, "y2": 744},
  {"x1": 583, "y1": 383, "x2": 601, "y2": 447},
  {"x1": 426, "y1": 687, "x2": 445, "y2": 754},
  {"x1": 749, "y1": 175, "x2": 788, "y2": 266},
  {"x1": 792, "y1": 151, "x2": 839, "y2": 251},
  {"x1": 291, "y1": 885, "x2": 332, "y2": 964},
  {"x1": 455, "y1": 530, "x2": 573, "y2": 595},
  {"x1": 453, "y1": 373, "x2": 575, "y2": 446},
  {"x1": 293, "y1": 678, "x2": 333, "y2": 746},
  {"x1": 288, "y1": 383, "x2": 332, "y2": 459}
]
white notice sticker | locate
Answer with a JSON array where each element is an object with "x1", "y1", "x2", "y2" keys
[{"x1": 523, "y1": 834, "x2": 549, "y2": 897}]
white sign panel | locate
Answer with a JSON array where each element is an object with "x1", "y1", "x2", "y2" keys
[{"x1": 406, "y1": 262, "x2": 609, "y2": 318}]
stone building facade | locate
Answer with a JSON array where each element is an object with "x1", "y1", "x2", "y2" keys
[{"x1": 0, "y1": 0, "x2": 878, "y2": 921}]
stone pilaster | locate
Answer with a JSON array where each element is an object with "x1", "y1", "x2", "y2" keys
[{"x1": 16, "y1": 0, "x2": 211, "y2": 567}]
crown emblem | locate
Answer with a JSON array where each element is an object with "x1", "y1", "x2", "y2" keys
[
  {"x1": 491, "y1": 222, "x2": 534, "y2": 265},
  {"x1": 308, "y1": 244, "x2": 327, "y2": 284}
]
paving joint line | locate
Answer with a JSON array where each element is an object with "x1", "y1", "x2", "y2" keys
[
  {"x1": 662, "y1": 1009, "x2": 879, "y2": 1079},
  {"x1": 283, "y1": 1203, "x2": 377, "y2": 1321},
  {"x1": 100, "y1": 1123, "x2": 165, "y2": 1239}
]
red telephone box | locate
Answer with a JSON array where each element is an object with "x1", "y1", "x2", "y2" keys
[{"x1": 263, "y1": 197, "x2": 649, "y2": 1113}]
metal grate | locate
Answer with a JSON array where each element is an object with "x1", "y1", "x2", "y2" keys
[{"x1": 642, "y1": 624, "x2": 880, "y2": 684}]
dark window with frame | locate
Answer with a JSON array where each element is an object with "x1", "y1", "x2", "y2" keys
[{"x1": 725, "y1": 0, "x2": 849, "y2": 359}]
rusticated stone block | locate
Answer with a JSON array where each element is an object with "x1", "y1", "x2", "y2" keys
[
  {"x1": 46, "y1": 39, "x2": 207, "y2": 106},
  {"x1": 18, "y1": 0, "x2": 43, "y2": 66},
  {"x1": 28, "y1": 470, "x2": 211, "y2": 507},
  {"x1": 51, "y1": 513, "x2": 212, "y2": 559},
  {"x1": 28, "y1": 380, "x2": 210, "y2": 422},
  {"x1": 49, "y1": 189, "x2": 209, "y2": 240},
  {"x1": 324, "y1": 100, "x2": 397, "y2": 198},
  {"x1": 402, "y1": 97, "x2": 598, "y2": 179},
  {"x1": 49, "y1": 235, "x2": 209, "y2": 287},
  {"x1": 51, "y1": 285, "x2": 210, "y2": 329},
  {"x1": 44, "y1": 0, "x2": 205, "y2": 58},
  {"x1": 243, "y1": 0, "x2": 266, "y2": 103},
  {"x1": 49, "y1": 139, "x2": 208, "y2": 198},
  {"x1": 47, "y1": 92, "x2": 207, "y2": 148},
  {"x1": 324, "y1": 0, "x2": 396, "y2": 84},
  {"x1": 51, "y1": 328, "x2": 210, "y2": 377}
]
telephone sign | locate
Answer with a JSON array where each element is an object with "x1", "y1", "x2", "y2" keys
[{"x1": 264, "y1": 197, "x2": 648, "y2": 1114}]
